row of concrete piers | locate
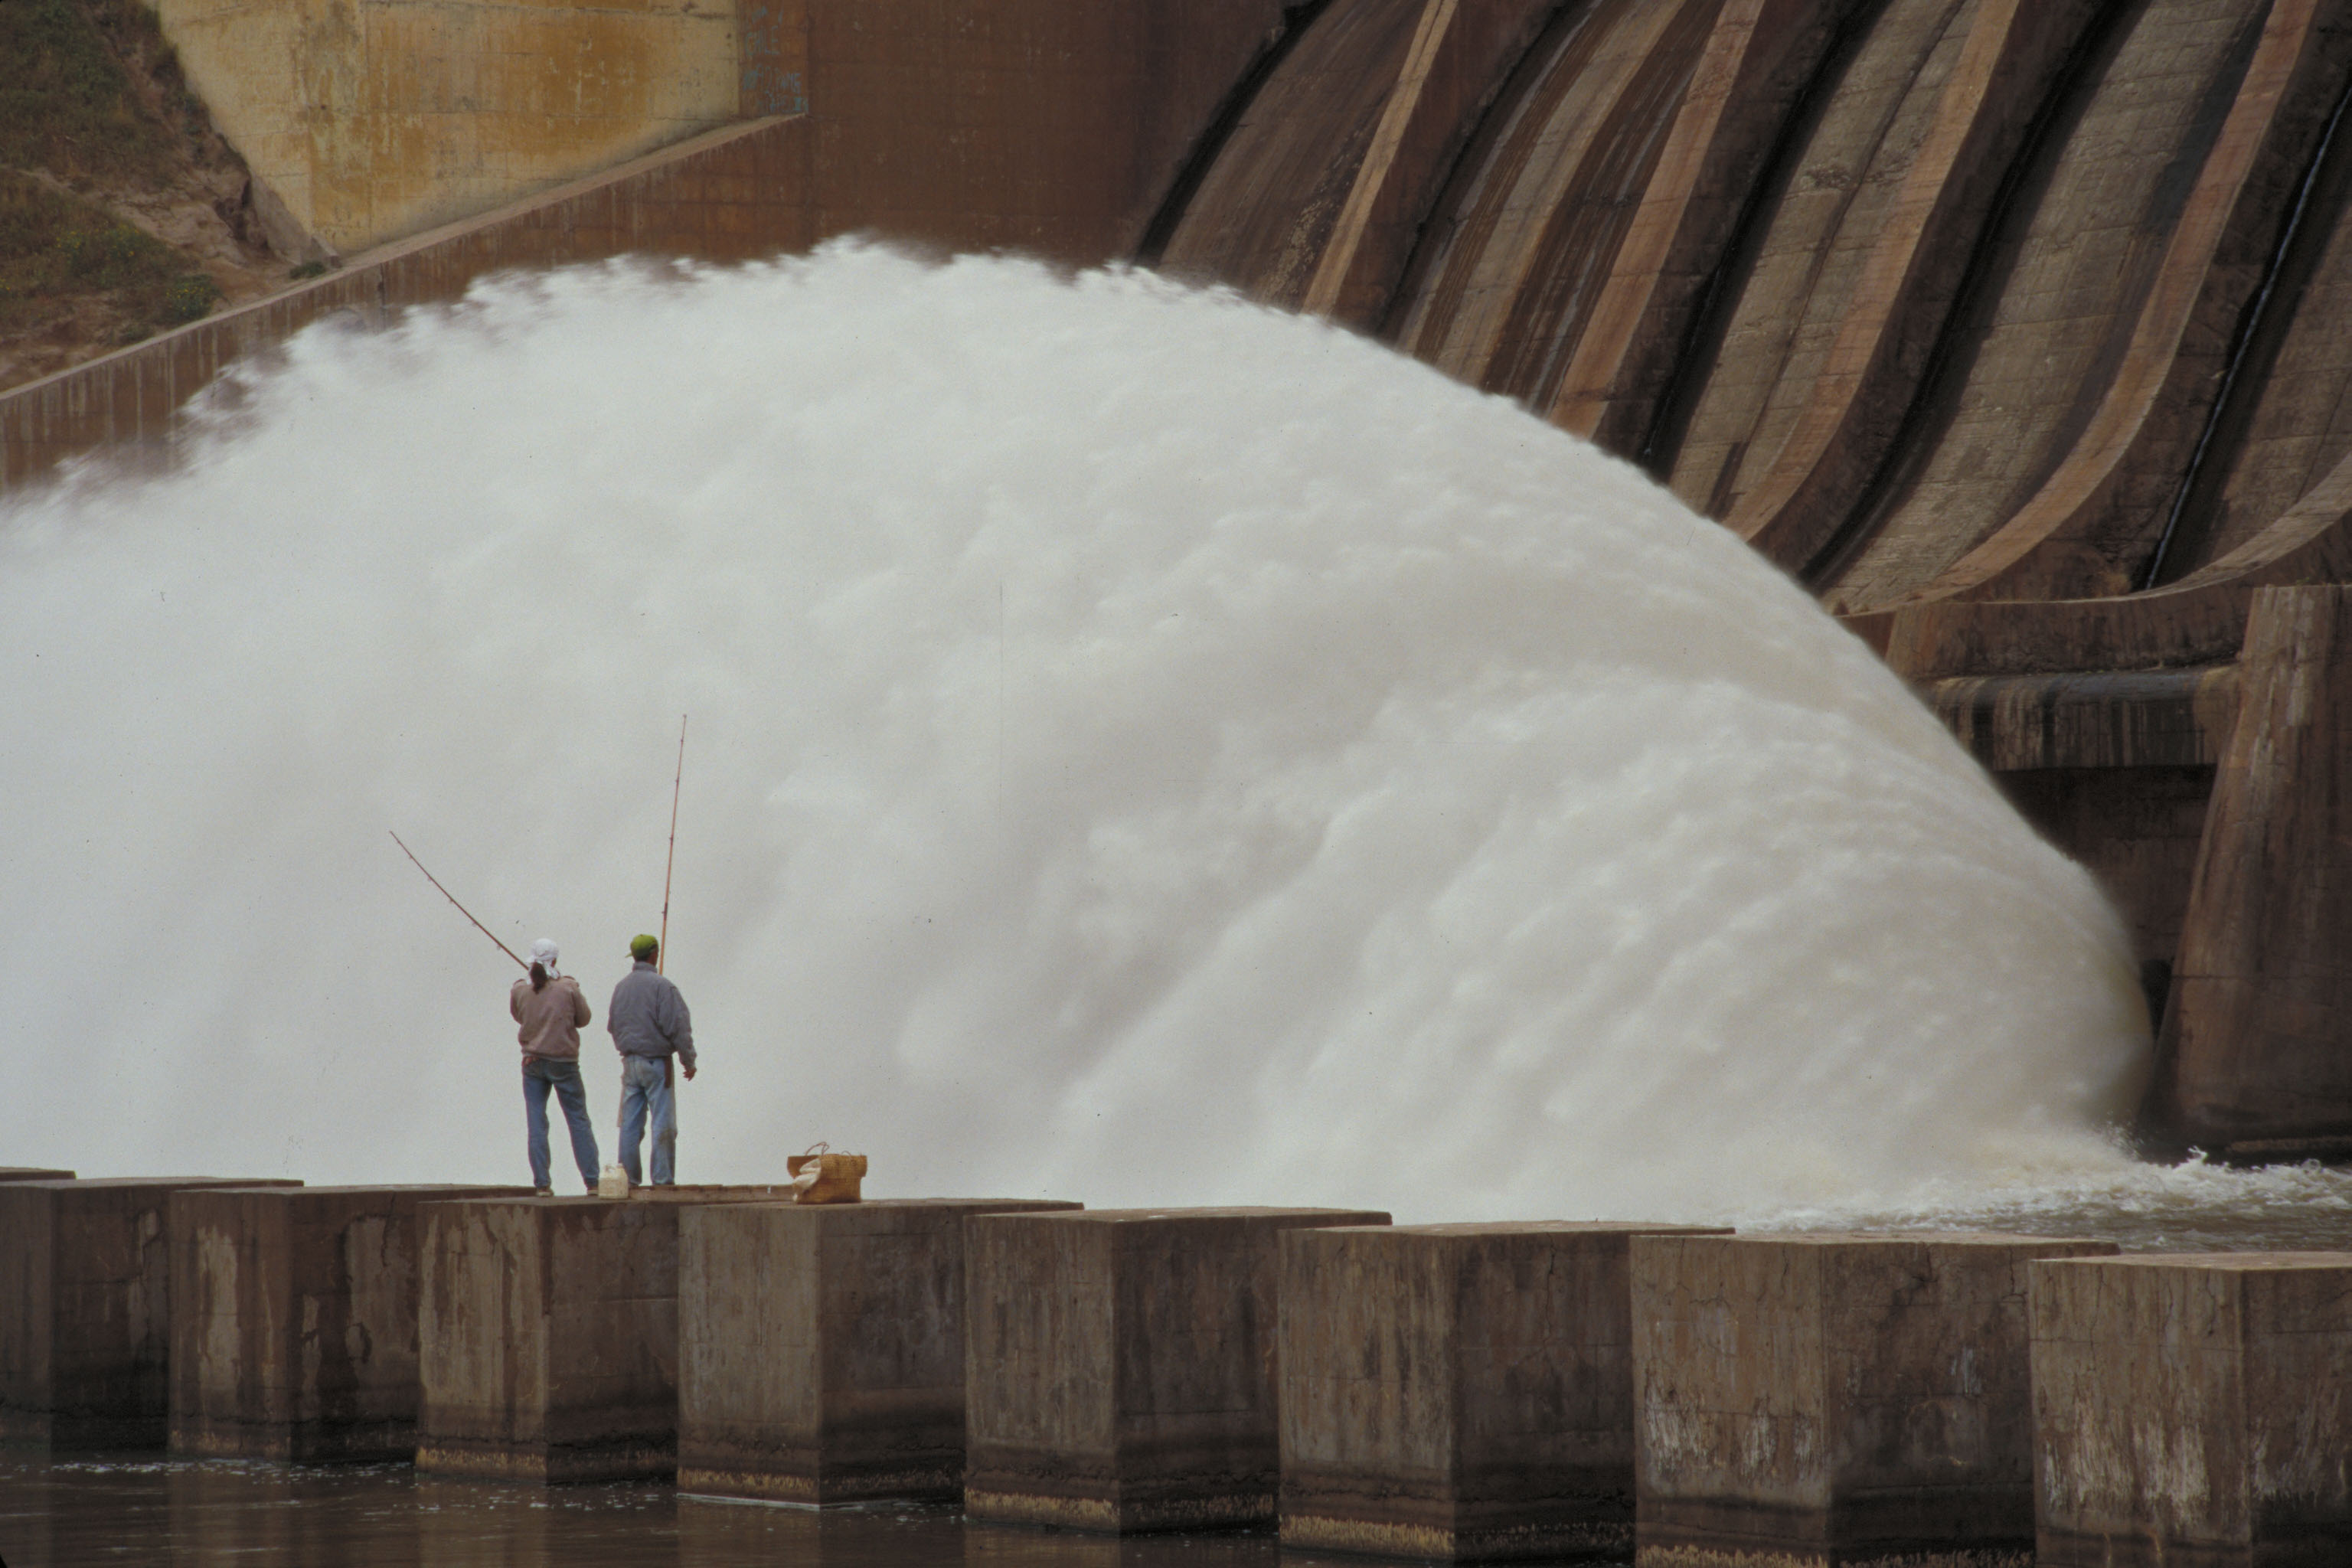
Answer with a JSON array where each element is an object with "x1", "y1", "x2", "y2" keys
[{"x1": 2, "y1": 1168, "x2": 2346, "y2": 1566}]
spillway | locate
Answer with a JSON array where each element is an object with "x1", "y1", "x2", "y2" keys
[{"x1": 0, "y1": 243, "x2": 2194, "y2": 1225}]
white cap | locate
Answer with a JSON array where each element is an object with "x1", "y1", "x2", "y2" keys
[{"x1": 529, "y1": 939, "x2": 560, "y2": 975}]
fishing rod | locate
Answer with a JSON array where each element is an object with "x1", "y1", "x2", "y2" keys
[
  {"x1": 655, "y1": 717, "x2": 688, "y2": 1092},
  {"x1": 659, "y1": 715, "x2": 686, "y2": 977},
  {"x1": 390, "y1": 830, "x2": 526, "y2": 970}
]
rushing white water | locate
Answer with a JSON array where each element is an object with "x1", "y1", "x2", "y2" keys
[{"x1": 2, "y1": 242, "x2": 2328, "y2": 1230}]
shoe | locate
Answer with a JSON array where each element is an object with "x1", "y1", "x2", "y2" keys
[{"x1": 534, "y1": 1187, "x2": 553, "y2": 1197}]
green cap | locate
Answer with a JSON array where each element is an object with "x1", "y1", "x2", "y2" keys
[{"x1": 630, "y1": 933, "x2": 659, "y2": 959}]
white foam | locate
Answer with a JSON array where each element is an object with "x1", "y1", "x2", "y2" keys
[{"x1": 0, "y1": 243, "x2": 2215, "y2": 1224}]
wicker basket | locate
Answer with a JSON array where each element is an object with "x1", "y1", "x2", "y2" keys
[{"x1": 786, "y1": 1146, "x2": 867, "y2": 1204}]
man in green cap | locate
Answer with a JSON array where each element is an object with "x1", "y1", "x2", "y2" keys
[{"x1": 608, "y1": 933, "x2": 696, "y2": 1186}]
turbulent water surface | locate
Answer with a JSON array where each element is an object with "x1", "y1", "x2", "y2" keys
[{"x1": 4, "y1": 242, "x2": 2343, "y2": 1236}]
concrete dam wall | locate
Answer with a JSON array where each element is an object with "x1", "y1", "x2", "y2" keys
[
  {"x1": 7, "y1": 0, "x2": 2352, "y2": 1156},
  {"x1": 13, "y1": 1174, "x2": 2352, "y2": 1563}
]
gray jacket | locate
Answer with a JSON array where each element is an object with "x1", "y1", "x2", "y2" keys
[{"x1": 608, "y1": 961, "x2": 695, "y2": 1070}]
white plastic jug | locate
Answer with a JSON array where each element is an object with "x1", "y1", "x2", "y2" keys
[{"x1": 597, "y1": 1164, "x2": 630, "y2": 1199}]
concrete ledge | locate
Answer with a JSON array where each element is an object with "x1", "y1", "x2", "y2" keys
[
  {"x1": 0, "y1": 1178, "x2": 300, "y2": 1449},
  {"x1": 165, "y1": 1184, "x2": 531, "y2": 1462},
  {"x1": 1280, "y1": 1220, "x2": 1731, "y2": 1563},
  {"x1": 415, "y1": 1186, "x2": 793, "y2": 1483},
  {"x1": 1926, "y1": 667, "x2": 2241, "y2": 773},
  {"x1": 0, "y1": 1170, "x2": 74, "y2": 1183},
  {"x1": 675, "y1": 1196, "x2": 1081, "y2": 1505},
  {"x1": 1634, "y1": 1232, "x2": 2116, "y2": 1568},
  {"x1": 2033, "y1": 1252, "x2": 2352, "y2": 1568},
  {"x1": 964, "y1": 1205, "x2": 1389, "y2": 1534}
]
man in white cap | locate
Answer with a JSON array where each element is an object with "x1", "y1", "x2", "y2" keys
[{"x1": 511, "y1": 938, "x2": 599, "y2": 1194}]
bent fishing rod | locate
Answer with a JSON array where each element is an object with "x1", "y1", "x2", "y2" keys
[
  {"x1": 659, "y1": 715, "x2": 685, "y2": 977},
  {"x1": 390, "y1": 830, "x2": 527, "y2": 970},
  {"x1": 658, "y1": 715, "x2": 687, "y2": 1089}
]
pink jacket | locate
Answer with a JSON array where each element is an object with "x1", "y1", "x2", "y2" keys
[{"x1": 511, "y1": 975, "x2": 592, "y2": 1060}]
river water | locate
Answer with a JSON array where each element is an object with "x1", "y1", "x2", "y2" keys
[{"x1": 0, "y1": 1456, "x2": 1423, "y2": 1568}]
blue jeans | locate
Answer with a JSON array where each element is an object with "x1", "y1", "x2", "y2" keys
[
  {"x1": 616, "y1": 1054, "x2": 677, "y2": 1186},
  {"x1": 523, "y1": 1057, "x2": 599, "y2": 1191}
]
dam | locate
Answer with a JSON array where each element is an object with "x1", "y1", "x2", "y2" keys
[
  {"x1": 8, "y1": 0, "x2": 2352, "y2": 1162},
  {"x1": 10, "y1": 1, "x2": 2352, "y2": 1564}
]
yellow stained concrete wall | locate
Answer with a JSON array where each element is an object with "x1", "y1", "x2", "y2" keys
[{"x1": 153, "y1": 0, "x2": 776, "y2": 256}]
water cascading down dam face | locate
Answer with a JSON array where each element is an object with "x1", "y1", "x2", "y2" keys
[{"x1": 2, "y1": 243, "x2": 2158, "y2": 1223}]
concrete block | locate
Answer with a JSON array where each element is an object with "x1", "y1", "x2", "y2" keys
[
  {"x1": 2032, "y1": 1252, "x2": 2352, "y2": 1567},
  {"x1": 676, "y1": 1197, "x2": 1082, "y2": 1504},
  {"x1": 1280, "y1": 1221, "x2": 1733, "y2": 1563},
  {"x1": 0, "y1": 1178, "x2": 300, "y2": 1448},
  {"x1": 413, "y1": 1185, "x2": 792, "y2": 1482},
  {"x1": 165, "y1": 1184, "x2": 533, "y2": 1462},
  {"x1": 1633, "y1": 1231, "x2": 2118, "y2": 1568},
  {"x1": 964, "y1": 1205, "x2": 1390, "y2": 1534}
]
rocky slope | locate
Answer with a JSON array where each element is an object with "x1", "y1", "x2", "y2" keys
[{"x1": 1, "y1": 0, "x2": 292, "y2": 392}]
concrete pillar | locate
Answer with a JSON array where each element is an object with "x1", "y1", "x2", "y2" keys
[
  {"x1": 165, "y1": 1184, "x2": 533, "y2": 1462},
  {"x1": 963, "y1": 1205, "x2": 1390, "y2": 1534},
  {"x1": 413, "y1": 1185, "x2": 791, "y2": 1483},
  {"x1": 2032, "y1": 1252, "x2": 2352, "y2": 1566},
  {"x1": 1280, "y1": 1221, "x2": 1733, "y2": 1563},
  {"x1": 2156, "y1": 584, "x2": 2352, "y2": 1158},
  {"x1": 677, "y1": 1197, "x2": 1082, "y2": 1504},
  {"x1": 0, "y1": 1178, "x2": 301, "y2": 1448},
  {"x1": 1633, "y1": 1231, "x2": 2118, "y2": 1568}
]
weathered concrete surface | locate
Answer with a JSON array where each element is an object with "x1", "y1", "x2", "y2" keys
[
  {"x1": 1711, "y1": 0, "x2": 2109, "y2": 570},
  {"x1": 0, "y1": 1178, "x2": 300, "y2": 1449},
  {"x1": 1157, "y1": 0, "x2": 1560, "y2": 326},
  {"x1": 162, "y1": 0, "x2": 1286, "y2": 260},
  {"x1": 1922, "y1": 664, "x2": 2237, "y2": 976},
  {"x1": 803, "y1": 0, "x2": 1290, "y2": 263},
  {"x1": 2033, "y1": 1252, "x2": 2352, "y2": 1568},
  {"x1": 156, "y1": 0, "x2": 751, "y2": 255},
  {"x1": 1668, "y1": 0, "x2": 1989, "y2": 520},
  {"x1": 965, "y1": 1206, "x2": 1391, "y2": 1534},
  {"x1": 414, "y1": 1186, "x2": 791, "y2": 1483},
  {"x1": 1393, "y1": 0, "x2": 1723, "y2": 398},
  {"x1": 165, "y1": 1184, "x2": 532, "y2": 1462},
  {"x1": 1547, "y1": 0, "x2": 1883, "y2": 453},
  {"x1": 1824, "y1": 0, "x2": 2316, "y2": 611},
  {"x1": 2152, "y1": 586, "x2": 2352, "y2": 1161},
  {"x1": 1632, "y1": 1231, "x2": 2117, "y2": 1568},
  {"x1": 676, "y1": 1197, "x2": 1081, "y2": 1504},
  {"x1": 1279, "y1": 1221, "x2": 1731, "y2": 1563},
  {"x1": 1896, "y1": 0, "x2": 2352, "y2": 608}
]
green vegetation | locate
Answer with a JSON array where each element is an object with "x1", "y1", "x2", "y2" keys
[
  {"x1": 0, "y1": 172, "x2": 212, "y2": 328},
  {"x1": 0, "y1": 0, "x2": 199, "y2": 185},
  {"x1": 0, "y1": 0, "x2": 232, "y2": 348},
  {"x1": 163, "y1": 268, "x2": 220, "y2": 320}
]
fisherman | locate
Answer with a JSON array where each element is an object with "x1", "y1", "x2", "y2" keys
[
  {"x1": 511, "y1": 938, "x2": 599, "y2": 1195},
  {"x1": 609, "y1": 933, "x2": 697, "y2": 1187}
]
